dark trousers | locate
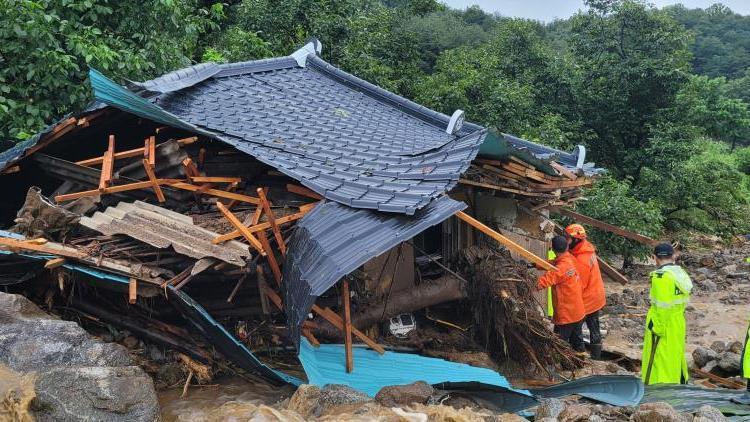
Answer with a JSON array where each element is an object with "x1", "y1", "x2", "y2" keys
[
  {"x1": 554, "y1": 320, "x2": 585, "y2": 352},
  {"x1": 584, "y1": 310, "x2": 602, "y2": 345}
]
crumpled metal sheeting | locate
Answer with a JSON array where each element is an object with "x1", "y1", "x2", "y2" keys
[
  {"x1": 282, "y1": 196, "x2": 466, "y2": 347},
  {"x1": 80, "y1": 201, "x2": 250, "y2": 267}
]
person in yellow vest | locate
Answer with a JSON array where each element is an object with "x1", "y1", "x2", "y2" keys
[
  {"x1": 734, "y1": 322, "x2": 750, "y2": 404},
  {"x1": 642, "y1": 243, "x2": 693, "y2": 385}
]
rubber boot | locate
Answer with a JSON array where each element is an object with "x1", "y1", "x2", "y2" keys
[
  {"x1": 732, "y1": 391, "x2": 750, "y2": 405},
  {"x1": 590, "y1": 343, "x2": 602, "y2": 360}
]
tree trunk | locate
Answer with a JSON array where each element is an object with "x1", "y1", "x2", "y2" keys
[{"x1": 314, "y1": 275, "x2": 466, "y2": 339}]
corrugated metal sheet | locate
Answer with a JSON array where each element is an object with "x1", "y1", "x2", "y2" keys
[
  {"x1": 642, "y1": 384, "x2": 750, "y2": 417},
  {"x1": 80, "y1": 201, "x2": 251, "y2": 267},
  {"x1": 298, "y1": 338, "x2": 529, "y2": 397},
  {"x1": 282, "y1": 196, "x2": 466, "y2": 345},
  {"x1": 167, "y1": 285, "x2": 301, "y2": 386}
]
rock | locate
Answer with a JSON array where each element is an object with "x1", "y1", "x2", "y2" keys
[
  {"x1": 122, "y1": 336, "x2": 139, "y2": 349},
  {"x1": 558, "y1": 404, "x2": 593, "y2": 422},
  {"x1": 702, "y1": 360, "x2": 719, "y2": 373},
  {"x1": 535, "y1": 398, "x2": 566, "y2": 420},
  {"x1": 0, "y1": 292, "x2": 158, "y2": 422},
  {"x1": 633, "y1": 402, "x2": 687, "y2": 422},
  {"x1": 697, "y1": 279, "x2": 718, "y2": 292},
  {"x1": 711, "y1": 341, "x2": 727, "y2": 353},
  {"x1": 699, "y1": 257, "x2": 716, "y2": 268},
  {"x1": 693, "y1": 405, "x2": 727, "y2": 422},
  {"x1": 375, "y1": 381, "x2": 434, "y2": 407},
  {"x1": 287, "y1": 384, "x2": 322, "y2": 419},
  {"x1": 718, "y1": 352, "x2": 741, "y2": 374},
  {"x1": 313, "y1": 384, "x2": 372, "y2": 416},
  {"x1": 693, "y1": 347, "x2": 718, "y2": 368},
  {"x1": 729, "y1": 341, "x2": 744, "y2": 354},
  {"x1": 721, "y1": 265, "x2": 738, "y2": 276}
]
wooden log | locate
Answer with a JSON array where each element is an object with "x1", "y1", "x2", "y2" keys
[
  {"x1": 212, "y1": 208, "x2": 313, "y2": 244},
  {"x1": 142, "y1": 159, "x2": 166, "y2": 203},
  {"x1": 455, "y1": 211, "x2": 556, "y2": 271},
  {"x1": 342, "y1": 278, "x2": 354, "y2": 373},
  {"x1": 287, "y1": 184, "x2": 323, "y2": 200},
  {"x1": 215, "y1": 202, "x2": 265, "y2": 254},
  {"x1": 99, "y1": 135, "x2": 115, "y2": 191},
  {"x1": 129, "y1": 278, "x2": 137, "y2": 304},
  {"x1": 257, "y1": 188, "x2": 285, "y2": 256},
  {"x1": 550, "y1": 207, "x2": 658, "y2": 246}
]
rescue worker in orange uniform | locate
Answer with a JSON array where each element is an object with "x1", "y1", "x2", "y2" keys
[
  {"x1": 537, "y1": 235, "x2": 586, "y2": 351},
  {"x1": 565, "y1": 224, "x2": 606, "y2": 359}
]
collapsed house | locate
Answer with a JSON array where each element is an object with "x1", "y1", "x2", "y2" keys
[{"x1": 0, "y1": 40, "x2": 634, "y2": 396}]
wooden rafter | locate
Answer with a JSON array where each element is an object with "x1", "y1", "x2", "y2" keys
[
  {"x1": 257, "y1": 188, "x2": 286, "y2": 256},
  {"x1": 286, "y1": 184, "x2": 323, "y2": 200},
  {"x1": 142, "y1": 159, "x2": 166, "y2": 203},
  {"x1": 0, "y1": 237, "x2": 86, "y2": 259},
  {"x1": 257, "y1": 230, "x2": 282, "y2": 285},
  {"x1": 215, "y1": 202, "x2": 265, "y2": 255},
  {"x1": 212, "y1": 207, "x2": 314, "y2": 244},
  {"x1": 342, "y1": 278, "x2": 354, "y2": 373},
  {"x1": 550, "y1": 207, "x2": 658, "y2": 246},
  {"x1": 75, "y1": 136, "x2": 198, "y2": 167},
  {"x1": 165, "y1": 181, "x2": 260, "y2": 205},
  {"x1": 129, "y1": 278, "x2": 137, "y2": 304},
  {"x1": 312, "y1": 305, "x2": 385, "y2": 354},
  {"x1": 54, "y1": 180, "x2": 177, "y2": 203},
  {"x1": 99, "y1": 135, "x2": 115, "y2": 191}
]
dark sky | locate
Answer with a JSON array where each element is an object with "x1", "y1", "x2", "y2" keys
[{"x1": 442, "y1": 0, "x2": 750, "y2": 22}]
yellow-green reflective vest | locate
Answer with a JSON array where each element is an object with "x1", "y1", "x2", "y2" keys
[
  {"x1": 641, "y1": 264, "x2": 692, "y2": 385},
  {"x1": 546, "y1": 250, "x2": 556, "y2": 317},
  {"x1": 743, "y1": 322, "x2": 750, "y2": 379}
]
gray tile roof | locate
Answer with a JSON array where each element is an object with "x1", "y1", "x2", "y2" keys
[
  {"x1": 282, "y1": 196, "x2": 466, "y2": 347},
  {"x1": 131, "y1": 44, "x2": 487, "y2": 215}
]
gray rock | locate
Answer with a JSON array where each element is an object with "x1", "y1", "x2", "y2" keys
[
  {"x1": 718, "y1": 352, "x2": 742, "y2": 374},
  {"x1": 0, "y1": 292, "x2": 158, "y2": 421},
  {"x1": 287, "y1": 384, "x2": 322, "y2": 419},
  {"x1": 692, "y1": 405, "x2": 727, "y2": 422},
  {"x1": 711, "y1": 341, "x2": 727, "y2": 354},
  {"x1": 313, "y1": 384, "x2": 372, "y2": 416},
  {"x1": 698, "y1": 279, "x2": 718, "y2": 292},
  {"x1": 729, "y1": 341, "x2": 744, "y2": 354},
  {"x1": 558, "y1": 404, "x2": 593, "y2": 422},
  {"x1": 375, "y1": 381, "x2": 434, "y2": 407},
  {"x1": 721, "y1": 264, "x2": 738, "y2": 276},
  {"x1": 693, "y1": 347, "x2": 718, "y2": 368},
  {"x1": 702, "y1": 360, "x2": 719, "y2": 373},
  {"x1": 535, "y1": 398, "x2": 566, "y2": 420},
  {"x1": 633, "y1": 402, "x2": 687, "y2": 422}
]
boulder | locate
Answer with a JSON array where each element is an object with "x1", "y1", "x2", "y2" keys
[
  {"x1": 558, "y1": 404, "x2": 593, "y2": 422},
  {"x1": 711, "y1": 341, "x2": 727, "y2": 354},
  {"x1": 535, "y1": 398, "x2": 566, "y2": 420},
  {"x1": 693, "y1": 347, "x2": 718, "y2": 368},
  {"x1": 287, "y1": 384, "x2": 322, "y2": 419},
  {"x1": 692, "y1": 405, "x2": 727, "y2": 422},
  {"x1": 313, "y1": 384, "x2": 372, "y2": 416},
  {"x1": 717, "y1": 352, "x2": 741, "y2": 374},
  {"x1": 702, "y1": 360, "x2": 719, "y2": 373},
  {"x1": 0, "y1": 292, "x2": 159, "y2": 421},
  {"x1": 633, "y1": 402, "x2": 688, "y2": 422},
  {"x1": 375, "y1": 381, "x2": 434, "y2": 407}
]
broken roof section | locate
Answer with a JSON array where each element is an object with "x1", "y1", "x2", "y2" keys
[{"x1": 88, "y1": 39, "x2": 487, "y2": 215}]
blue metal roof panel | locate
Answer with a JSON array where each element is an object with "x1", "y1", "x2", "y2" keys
[{"x1": 282, "y1": 196, "x2": 466, "y2": 347}]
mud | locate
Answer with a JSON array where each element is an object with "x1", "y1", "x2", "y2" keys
[{"x1": 0, "y1": 364, "x2": 35, "y2": 422}]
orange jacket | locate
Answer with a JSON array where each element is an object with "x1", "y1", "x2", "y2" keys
[
  {"x1": 570, "y1": 240, "x2": 606, "y2": 314},
  {"x1": 537, "y1": 252, "x2": 585, "y2": 325}
]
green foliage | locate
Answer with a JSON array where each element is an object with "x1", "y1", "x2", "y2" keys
[
  {"x1": 0, "y1": 0, "x2": 222, "y2": 140},
  {"x1": 575, "y1": 176, "x2": 664, "y2": 261}
]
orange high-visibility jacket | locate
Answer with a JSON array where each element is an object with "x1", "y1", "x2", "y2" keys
[
  {"x1": 570, "y1": 240, "x2": 606, "y2": 314},
  {"x1": 537, "y1": 252, "x2": 585, "y2": 325}
]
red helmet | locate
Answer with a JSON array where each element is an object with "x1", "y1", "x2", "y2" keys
[{"x1": 565, "y1": 224, "x2": 587, "y2": 240}]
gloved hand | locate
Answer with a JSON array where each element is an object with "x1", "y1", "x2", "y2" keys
[{"x1": 650, "y1": 321, "x2": 665, "y2": 337}]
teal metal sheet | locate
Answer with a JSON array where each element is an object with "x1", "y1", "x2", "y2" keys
[{"x1": 298, "y1": 339, "x2": 531, "y2": 397}]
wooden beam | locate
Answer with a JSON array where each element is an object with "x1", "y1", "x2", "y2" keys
[
  {"x1": 76, "y1": 136, "x2": 199, "y2": 167},
  {"x1": 260, "y1": 283, "x2": 283, "y2": 311},
  {"x1": 198, "y1": 148, "x2": 206, "y2": 169},
  {"x1": 302, "y1": 328, "x2": 320, "y2": 347},
  {"x1": 257, "y1": 188, "x2": 286, "y2": 256},
  {"x1": 550, "y1": 162, "x2": 577, "y2": 180},
  {"x1": 99, "y1": 135, "x2": 115, "y2": 191},
  {"x1": 54, "y1": 180, "x2": 177, "y2": 203},
  {"x1": 597, "y1": 257, "x2": 629, "y2": 285},
  {"x1": 215, "y1": 202, "x2": 265, "y2": 254},
  {"x1": 257, "y1": 231, "x2": 282, "y2": 286},
  {"x1": 44, "y1": 258, "x2": 66, "y2": 269},
  {"x1": 212, "y1": 207, "x2": 313, "y2": 244},
  {"x1": 165, "y1": 181, "x2": 260, "y2": 205},
  {"x1": 286, "y1": 184, "x2": 323, "y2": 200},
  {"x1": 550, "y1": 207, "x2": 657, "y2": 246},
  {"x1": 458, "y1": 179, "x2": 554, "y2": 198},
  {"x1": 182, "y1": 158, "x2": 200, "y2": 178},
  {"x1": 147, "y1": 136, "x2": 156, "y2": 166},
  {"x1": 342, "y1": 278, "x2": 354, "y2": 373},
  {"x1": 0, "y1": 237, "x2": 86, "y2": 259},
  {"x1": 455, "y1": 211, "x2": 556, "y2": 271},
  {"x1": 129, "y1": 278, "x2": 137, "y2": 304},
  {"x1": 189, "y1": 176, "x2": 242, "y2": 184},
  {"x1": 142, "y1": 159, "x2": 166, "y2": 203},
  {"x1": 312, "y1": 305, "x2": 385, "y2": 355}
]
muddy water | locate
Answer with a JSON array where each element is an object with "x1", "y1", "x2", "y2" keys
[
  {"x1": 158, "y1": 376, "x2": 297, "y2": 421},
  {"x1": 0, "y1": 364, "x2": 35, "y2": 422}
]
